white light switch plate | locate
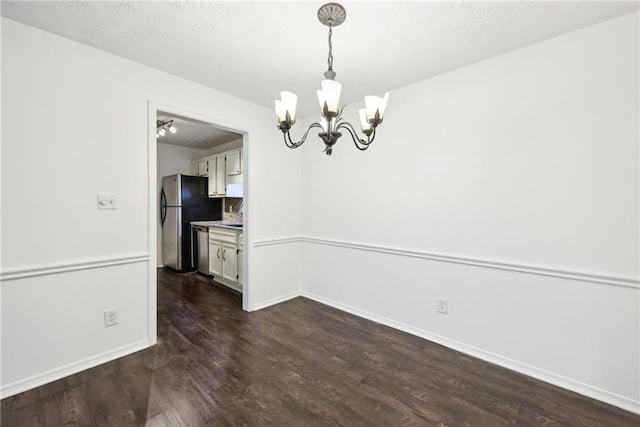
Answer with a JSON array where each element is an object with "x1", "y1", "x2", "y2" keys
[{"x1": 97, "y1": 194, "x2": 117, "y2": 210}]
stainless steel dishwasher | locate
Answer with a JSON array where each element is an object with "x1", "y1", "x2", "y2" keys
[{"x1": 193, "y1": 225, "x2": 209, "y2": 275}]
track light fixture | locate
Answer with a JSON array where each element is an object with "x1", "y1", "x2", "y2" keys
[
  {"x1": 156, "y1": 120, "x2": 177, "y2": 138},
  {"x1": 275, "y1": 2, "x2": 389, "y2": 155}
]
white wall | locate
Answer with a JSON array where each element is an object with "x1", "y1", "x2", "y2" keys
[
  {"x1": 0, "y1": 18, "x2": 302, "y2": 397},
  {"x1": 156, "y1": 142, "x2": 208, "y2": 266},
  {"x1": 301, "y1": 12, "x2": 639, "y2": 412}
]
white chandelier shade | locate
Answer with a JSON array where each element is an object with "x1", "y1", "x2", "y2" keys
[
  {"x1": 275, "y1": 91, "x2": 297, "y2": 124},
  {"x1": 364, "y1": 92, "x2": 390, "y2": 122},
  {"x1": 317, "y1": 79, "x2": 342, "y2": 115}
]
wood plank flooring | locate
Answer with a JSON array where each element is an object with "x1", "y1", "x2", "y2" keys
[{"x1": 2, "y1": 268, "x2": 639, "y2": 426}]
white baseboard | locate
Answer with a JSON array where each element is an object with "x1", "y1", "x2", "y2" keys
[
  {"x1": 301, "y1": 291, "x2": 640, "y2": 415},
  {"x1": 1, "y1": 339, "x2": 151, "y2": 399},
  {"x1": 251, "y1": 290, "x2": 301, "y2": 311}
]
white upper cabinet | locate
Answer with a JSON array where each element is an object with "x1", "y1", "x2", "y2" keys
[
  {"x1": 194, "y1": 147, "x2": 243, "y2": 197},
  {"x1": 215, "y1": 155, "x2": 226, "y2": 196},
  {"x1": 207, "y1": 154, "x2": 227, "y2": 197},
  {"x1": 207, "y1": 156, "x2": 217, "y2": 197},
  {"x1": 225, "y1": 148, "x2": 243, "y2": 186},
  {"x1": 198, "y1": 159, "x2": 208, "y2": 176},
  {"x1": 190, "y1": 159, "x2": 208, "y2": 177},
  {"x1": 226, "y1": 148, "x2": 242, "y2": 177},
  {"x1": 190, "y1": 160, "x2": 198, "y2": 176}
]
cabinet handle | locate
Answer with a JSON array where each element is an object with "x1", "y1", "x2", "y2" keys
[
  {"x1": 222, "y1": 249, "x2": 226, "y2": 261},
  {"x1": 217, "y1": 248, "x2": 220, "y2": 259}
]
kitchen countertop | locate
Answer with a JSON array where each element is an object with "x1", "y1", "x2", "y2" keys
[{"x1": 191, "y1": 221, "x2": 243, "y2": 231}]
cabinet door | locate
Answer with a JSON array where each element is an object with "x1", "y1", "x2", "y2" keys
[
  {"x1": 226, "y1": 149, "x2": 242, "y2": 176},
  {"x1": 221, "y1": 243, "x2": 237, "y2": 282},
  {"x1": 207, "y1": 158, "x2": 217, "y2": 197},
  {"x1": 215, "y1": 155, "x2": 226, "y2": 196},
  {"x1": 238, "y1": 233, "x2": 243, "y2": 285},
  {"x1": 190, "y1": 160, "x2": 198, "y2": 176},
  {"x1": 198, "y1": 159, "x2": 208, "y2": 176},
  {"x1": 209, "y1": 240, "x2": 222, "y2": 276}
]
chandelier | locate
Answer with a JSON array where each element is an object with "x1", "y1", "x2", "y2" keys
[
  {"x1": 156, "y1": 120, "x2": 177, "y2": 138},
  {"x1": 274, "y1": 3, "x2": 389, "y2": 156}
]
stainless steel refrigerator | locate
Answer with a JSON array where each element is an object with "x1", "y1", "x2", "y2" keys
[{"x1": 160, "y1": 174, "x2": 222, "y2": 272}]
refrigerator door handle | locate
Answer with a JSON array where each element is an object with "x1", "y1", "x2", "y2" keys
[{"x1": 160, "y1": 188, "x2": 167, "y2": 225}]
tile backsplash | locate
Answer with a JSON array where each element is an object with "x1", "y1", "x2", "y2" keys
[{"x1": 223, "y1": 197, "x2": 243, "y2": 223}]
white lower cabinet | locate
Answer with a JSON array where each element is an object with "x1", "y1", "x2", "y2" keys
[
  {"x1": 208, "y1": 227, "x2": 242, "y2": 292},
  {"x1": 209, "y1": 241, "x2": 222, "y2": 277},
  {"x1": 221, "y1": 242, "x2": 237, "y2": 282}
]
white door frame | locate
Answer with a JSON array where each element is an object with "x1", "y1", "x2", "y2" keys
[{"x1": 147, "y1": 100, "x2": 251, "y2": 344}]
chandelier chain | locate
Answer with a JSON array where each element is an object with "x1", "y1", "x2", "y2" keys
[{"x1": 327, "y1": 26, "x2": 333, "y2": 71}]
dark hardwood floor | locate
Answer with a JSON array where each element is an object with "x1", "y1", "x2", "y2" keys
[{"x1": 2, "y1": 268, "x2": 638, "y2": 426}]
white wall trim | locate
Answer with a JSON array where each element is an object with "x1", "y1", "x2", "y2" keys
[
  {"x1": 254, "y1": 237, "x2": 303, "y2": 247},
  {"x1": 0, "y1": 339, "x2": 150, "y2": 399},
  {"x1": 251, "y1": 290, "x2": 301, "y2": 312},
  {"x1": 303, "y1": 237, "x2": 639, "y2": 289},
  {"x1": 248, "y1": 235, "x2": 638, "y2": 288},
  {"x1": 0, "y1": 254, "x2": 149, "y2": 282},
  {"x1": 148, "y1": 101, "x2": 159, "y2": 346},
  {"x1": 301, "y1": 291, "x2": 640, "y2": 415}
]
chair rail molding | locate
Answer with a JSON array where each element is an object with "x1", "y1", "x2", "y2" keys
[
  {"x1": 254, "y1": 236, "x2": 303, "y2": 247},
  {"x1": 0, "y1": 254, "x2": 149, "y2": 282},
  {"x1": 302, "y1": 236, "x2": 639, "y2": 289}
]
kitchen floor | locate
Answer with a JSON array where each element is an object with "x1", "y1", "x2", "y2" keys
[{"x1": 1, "y1": 268, "x2": 638, "y2": 426}]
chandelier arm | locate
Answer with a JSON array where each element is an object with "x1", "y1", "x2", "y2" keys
[
  {"x1": 336, "y1": 121, "x2": 375, "y2": 151},
  {"x1": 283, "y1": 131, "x2": 302, "y2": 149},
  {"x1": 284, "y1": 122, "x2": 324, "y2": 149}
]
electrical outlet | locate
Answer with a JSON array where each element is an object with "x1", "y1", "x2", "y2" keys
[
  {"x1": 104, "y1": 309, "x2": 118, "y2": 327},
  {"x1": 437, "y1": 298, "x2": 448, "y2": 314}
]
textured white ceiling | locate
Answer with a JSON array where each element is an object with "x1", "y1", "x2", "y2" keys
[
  {"x1": 3, "y1": 1, "x2": 638, "y2": 122},
  {"x1": 156, "y1": 112, "x2": 242, "y2": 150}
]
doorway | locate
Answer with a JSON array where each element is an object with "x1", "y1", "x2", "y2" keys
[{"x1": 148, "y1": 102, "x2": 250, "y2": 337}]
